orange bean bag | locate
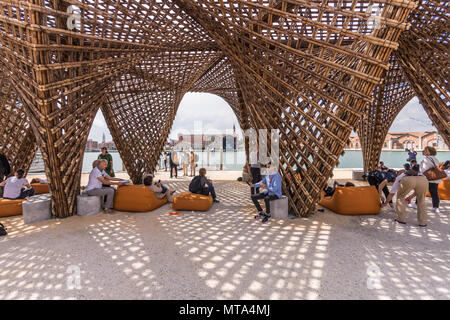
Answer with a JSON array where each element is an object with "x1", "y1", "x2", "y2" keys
[
  {"x1": 113, "y1": 185, "x2": 168, "y2": 212},
  {"x1": 0, "y1": 198, "x2": 24, "y2": 217},
  {"x1": 319, "y1": 186, "x2": 380, "y2": 215},
  {"x1": 426, "y1": 179, "x2": 450, "y2": 200},
  {"x1": 31, "y1": 183, "x2": 50, "y2": 195},
  {"x1": 172, "y1": 192, "x2": 213, "y2": 211}
]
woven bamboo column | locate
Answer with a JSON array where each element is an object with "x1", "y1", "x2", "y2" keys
[
  {"x1": 395, "y1": 0, "x2": 449, "y2": 148},
  {"x1": 0, "y1": 68, "x2": 38, "y2": 174},
  {"x1": 357, "y1": 55, "x2": 415, "y2": 172}
]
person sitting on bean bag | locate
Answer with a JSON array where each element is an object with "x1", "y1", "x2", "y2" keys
[
  {"x1": 31, "y1": 178, "x2": 48, "y2": 184},
  {"x1": 0, "y1": 169, "x2": 34, "y2": 199},
  {"x1": 189, "y1": 168, "x2": 219, "y2": 203},
  {"x1": 323, "y1": 181, "x2": 355, "y2": 197},
  {"x1": 143, "y1": 175, "x2": 176, "y2": 202}
]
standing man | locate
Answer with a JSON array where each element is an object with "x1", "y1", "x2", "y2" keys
[
  {"x1": 163, "y1": 152, "x2": 168, "y2": 171},
  {"x1": 169, "y1": 149, "x2": 179, "y2": 178},
  {"x1": 406, "y1": 146, "x2": 417, "y2": 163},
  {"x1": 0, "y1": 153, "x2": 11, "y2": 182},
  {"x1": 249, "y1": 148, "x2": 261, "y2": 195},
  {"x1": 98, "y1": 147, "x2": 115, "y2": 177},
  {"x1": 0, "y1": 153, "x2": 11, "y2": 198},
  {"x1": 250, "y1": 162, "x2": 282, "y2": 223},
  {"x1": 190, "y1": 151, "x2": 197, "y2": 177},
  {"x1": 182, "y1": 150, "x2": 189, "y2": 176}
]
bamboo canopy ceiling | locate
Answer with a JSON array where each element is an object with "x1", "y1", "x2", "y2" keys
[{"x1": 0, "y1": 0, "x2": 448, "y2": 218}]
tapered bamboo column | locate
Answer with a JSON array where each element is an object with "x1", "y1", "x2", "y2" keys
[
  {"x1": 0, "y1": 69, "x2": 38, "y2": 174},
  {"x1": 357, "y1": 55, "x2": 415, "y2": 172}
]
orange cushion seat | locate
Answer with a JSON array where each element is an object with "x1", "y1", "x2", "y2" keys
[
  {"x1": 426, "y1": 179, "x2": 450, "y2": 200},
  {"x1": 113, "y1": 185, "x2": 168, "y2": 212},
  {"x1": 172, "y1": 192, "x2": 213, "y2": 211},
  {"x1": 319, "y1": 185, "x2": 380, "y2": 215},
  {"x1": 31, "y1": 183, "x2": 50, "y2": 195},
  {"x1": 0, "y1": 198, "x2": 24, "y2": 217}
]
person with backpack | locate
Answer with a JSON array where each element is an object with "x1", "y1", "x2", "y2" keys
[
  {"x1": 367, "y1": 169, "x2": 393, "y2": 207},
  {"x1": 0, "y1": 169, "x2": 35, "y2": 199},
  {"x1": 189, "y1": 168, "x2": 219, "y2": 203},
  {"x1": 169, "y1": 149, "x2": 179, "y2": 178}
]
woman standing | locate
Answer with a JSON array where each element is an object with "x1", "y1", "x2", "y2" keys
[
  {"x1": 190, "y1": 151, "x2": 196, "y2": 177},
  {"x1": 182, "y1": 150, "x2": 189, "y2": 176},
  {"x1": 98, "y1": 147, "x2": 115, "y2": 177},
  {"x1": 420, "y1": 146, "x2": 442, "y2": 213}
]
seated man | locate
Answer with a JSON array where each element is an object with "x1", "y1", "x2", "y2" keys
[
  {"x1": 323, "y1": 181, "x2": 355, "y2": 197},
  {"x1": 143, "y1": 175, "x2": 176, "y2": 202},
  {"x1": 85, "y1": 159, "x2": 125, "y2": 213},
  {"x1": 189, "y1": 168, "x2": 219, "y2": 203},
  {"x1": 0, "y1": 169, "x2": 34, "y2": 199},
  {"x1": 250, "y1": 162, "x2": 282, "y2": 223}
]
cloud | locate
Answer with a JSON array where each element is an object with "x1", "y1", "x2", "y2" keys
[
  {"x1": 169, "y1": 93, "x2": 242, "y2": 139},
  {"x1": 390, "y1": 97, "x2": 435, "y2": 132}
]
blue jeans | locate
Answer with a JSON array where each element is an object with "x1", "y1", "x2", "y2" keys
[
  {"x1": 208, "y1": 185, "x2": 217, "y2": 200},
  {"x1": 196, "y1": 185, "x2": 217, "y2": 200}
]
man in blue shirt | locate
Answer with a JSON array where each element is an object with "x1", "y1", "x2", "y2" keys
[{"x1": 250, "y1": 162, "x2": 282, "y2": 223}]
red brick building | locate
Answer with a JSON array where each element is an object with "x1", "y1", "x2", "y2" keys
[{"x1": 346, "y1": 131, "x2": 448, "y2": 150}]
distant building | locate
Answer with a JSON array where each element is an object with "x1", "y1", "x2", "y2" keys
[
  {"x1": 346, "y1": 131, "x2": 448, "y2": 150},
  {"x1": 174, "y1": 134, "x2": 239, "y2": 150},
  {"x1": 85, "y1": 138, "x2": 116, "y2": 152},
  {"x1": 86, "y1": 139, "x2": 99, "y2": 151}
]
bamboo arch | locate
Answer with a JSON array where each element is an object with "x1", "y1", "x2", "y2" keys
[{"x1": 0, "y1": 0, "x2": 448, "y2": 218}]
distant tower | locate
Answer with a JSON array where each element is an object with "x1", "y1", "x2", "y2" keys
[
  {"x1": 233, "y1": 124, "x2": 236, "y2": 134},
  {"x1": 102, "y1": 132, "x2": 106, "y2": 144}
]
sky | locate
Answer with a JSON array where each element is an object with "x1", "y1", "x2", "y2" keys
[{"x1": 88, "y1": 94, "x2": 435, "y2": 142}]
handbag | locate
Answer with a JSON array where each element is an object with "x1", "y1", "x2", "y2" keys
[{"x1": 423, "y1": 157, "x2": 447, "y2": 181}]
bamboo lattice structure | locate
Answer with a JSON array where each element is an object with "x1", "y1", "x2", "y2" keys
[{"x1": 0, "y1": 0, "x2": 447, "y2": 218}]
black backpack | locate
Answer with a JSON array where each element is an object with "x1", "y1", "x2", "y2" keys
[
  {"x1": 0, "y1": 223, "x2": 7, "y2": 236},
  {"x1": 189, "y1": 176, "x2": 203, "y2": 193}
]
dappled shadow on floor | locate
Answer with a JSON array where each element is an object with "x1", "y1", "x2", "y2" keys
[{"x1": 0, "y1": 180, "x2": 448, "y2": 299}]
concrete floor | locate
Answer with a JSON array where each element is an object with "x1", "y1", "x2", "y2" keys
[{"x1": 0, "y1": 179, "x2": 449, "y2": 300}]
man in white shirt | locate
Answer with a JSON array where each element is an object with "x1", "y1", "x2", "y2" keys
[
  {"x1": 86, "y1": 159, "x2": 124, "y2": 213},
  {"x1": 0, "y1": 169, "x2": 34, "y2": 199}
]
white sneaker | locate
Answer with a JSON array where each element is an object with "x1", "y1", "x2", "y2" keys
[
  {"x1": 408, "y1": 203, "x2": 417, "y2": 209},
  {"x1": 432, "y1": 208, "x2": 440, "y2": 213}
]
